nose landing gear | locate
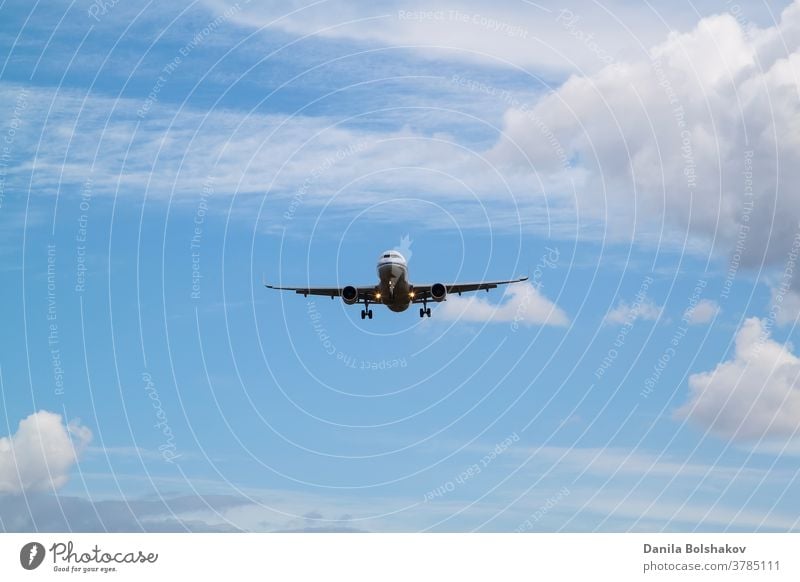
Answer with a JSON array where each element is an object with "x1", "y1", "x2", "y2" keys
[{"x1": 419, "y1": 300, "x2": 431, "y2": 318}]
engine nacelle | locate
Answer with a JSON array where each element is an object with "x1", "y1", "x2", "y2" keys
[
  {"x1": 341, "y1": 286, "x2": 359, "y2": 305},
  {"x1": 430, "y1": 283, "x2": 447, "y2": 302}
]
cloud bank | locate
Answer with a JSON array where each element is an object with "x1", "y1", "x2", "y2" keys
[{"x1": 491, "y1": 1, "x2": 800, "y2": 263}]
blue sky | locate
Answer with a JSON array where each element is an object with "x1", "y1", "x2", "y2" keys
[{"x1": 1, "y1": 0, "x2": 800, "y2": 532}]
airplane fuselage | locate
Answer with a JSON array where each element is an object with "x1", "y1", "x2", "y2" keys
[{"x1": 376, "y1": 250, "x2": 412, "y2": 312}]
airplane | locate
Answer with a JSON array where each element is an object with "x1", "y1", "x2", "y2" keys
[{"x1": 265, "y1": 249, "x2": 528, "y2": 320}]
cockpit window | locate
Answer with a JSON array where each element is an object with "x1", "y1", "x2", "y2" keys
[{"x1": 383, "y1": 254, "x2": 391, "y2": 258}]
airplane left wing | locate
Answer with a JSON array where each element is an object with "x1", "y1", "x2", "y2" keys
[
  {"x1": 411, "y1": 276, "x2": 528, "y2": 302},
  {"x1": 264, "y1": 283, "x2": 379, "y2": 303}
]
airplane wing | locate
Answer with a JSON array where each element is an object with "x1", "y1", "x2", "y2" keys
[
  {"x1": 411, "y1": 276, "x2": 528, "y2": 302},
  {"x1": 264, "y1": 283, "x2": 379, "y2": 303}
]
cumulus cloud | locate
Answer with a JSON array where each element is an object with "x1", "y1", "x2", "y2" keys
[
  {"x1": 676, "y1": 318, "x2": 800, "y2": 443},
  {"x1": 491, "y1": 0, "x2": 800, "y2": 264},
  {"x1": 684, "y1": 298, "x2": 720, "y2": 325},
  {"x1": 603, "y1": 298, "x2": 662, "y2": 325},
  {"x1": 0, "y1": 411, "x2": 92, "y2": 494},
  {"x1": 436, "y1": 282, "x2": 569, "y2": 327}
]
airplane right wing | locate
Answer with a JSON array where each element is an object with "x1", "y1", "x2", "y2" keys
[{"x1": 411, "y1": 276, "x2": 528, "y2": 302}]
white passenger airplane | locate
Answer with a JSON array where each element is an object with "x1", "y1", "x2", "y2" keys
[{"x1": 266, "y1": 250, "x2": 528, "y2": 319}]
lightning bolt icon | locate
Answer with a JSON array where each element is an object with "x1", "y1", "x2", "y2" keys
[{"x1": 28, "y1": 545, "x2": 38, "y2": 566}]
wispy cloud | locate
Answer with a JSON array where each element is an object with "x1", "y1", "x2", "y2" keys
[
  {"x1": 4, "y1": 83, "x2": 570, "y2": 235},
  {"x1": 0, "y1": 493, "x2": 246, "y2": 532},
  {"x1": 200, "y1": 0, "x2": 698, "y2": 74},
  {"x1": 683, "y1": 298, "x2": 720, "y2": 325},
  {"x1": 603, "y1": 298, "x2": 661, "y2": 326}
]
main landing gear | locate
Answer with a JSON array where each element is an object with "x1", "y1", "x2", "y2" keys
[
  {"x1": 361, "y1": 299, "x2": 373, "y2": 320},
  {"x1": 419, "y1": 300, "x2": 431, "y2": 318}
]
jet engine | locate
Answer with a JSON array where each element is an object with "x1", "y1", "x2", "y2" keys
[
  {"x1": 341, "y1": 286, "x2": 359, "y2": 305},
  {"x1": 430, "y1": 283, "x2": 447, "y2": 302}
]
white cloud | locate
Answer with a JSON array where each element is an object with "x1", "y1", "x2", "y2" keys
[
  {"x1": 202, "y1": 0, "x2": 741, "y2": 75},
  {"x1": 684, "y1": 298, "x2": 720, "y2": 325},
  {"x1": 603, "y1": 298, "x2": 662, "y2": 325},
  {"x1": 0, "y1": 411, "x2": 92, "y2": 493},
  {"x1": 435, "y1": 282, "x2": 569, "y2": 326},
  {"x1": 491, "y1": 0, "x2": 800, "y2": 264},
  {"x1": 770, "y1": 270, "x2": 800, "y2": 326},
  {"x1": 528, "y1": 445, "x2": 793, "y2": 482},
  {"x1": 775, "y1": 289, "x2": 800, "y2": 326},
  {"x1": 4, "y1": 83, "x2": 573, "y2": 234},
  {"x1": 13, "y1": 0, "x2": 800, "y2": 252},
  {"x1": 676, "y1": 317, "x2": 800, "y2": 443},
  {"x1": 567, "y1": 493, "x2": 800, "y2": 532}
]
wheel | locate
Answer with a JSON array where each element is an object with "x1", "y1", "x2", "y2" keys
[
  {"x1": 419, "y1": 308, "x2": 425, "y2": 318},
  {"x1": 361, "y1": 310, "x2": 366, "y2": 320},
  {"x1": 426, "y1": 308, "x2": 431, "y2": 317},
  {"x1": 368, "y1": 310, "x2": 373, "y2": 319}
]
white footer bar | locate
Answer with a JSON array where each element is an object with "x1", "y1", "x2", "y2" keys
[{"x1": 2, "y1": 533, "x2": 797, "y2": 581}]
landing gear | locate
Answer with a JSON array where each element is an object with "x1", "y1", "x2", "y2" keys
[
  {"x1": 361, "y1": 299, "x2": 373, "y2": 320},
  {"x1": 419, "y1": 302, "x2": 431, "y2": 318}
]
